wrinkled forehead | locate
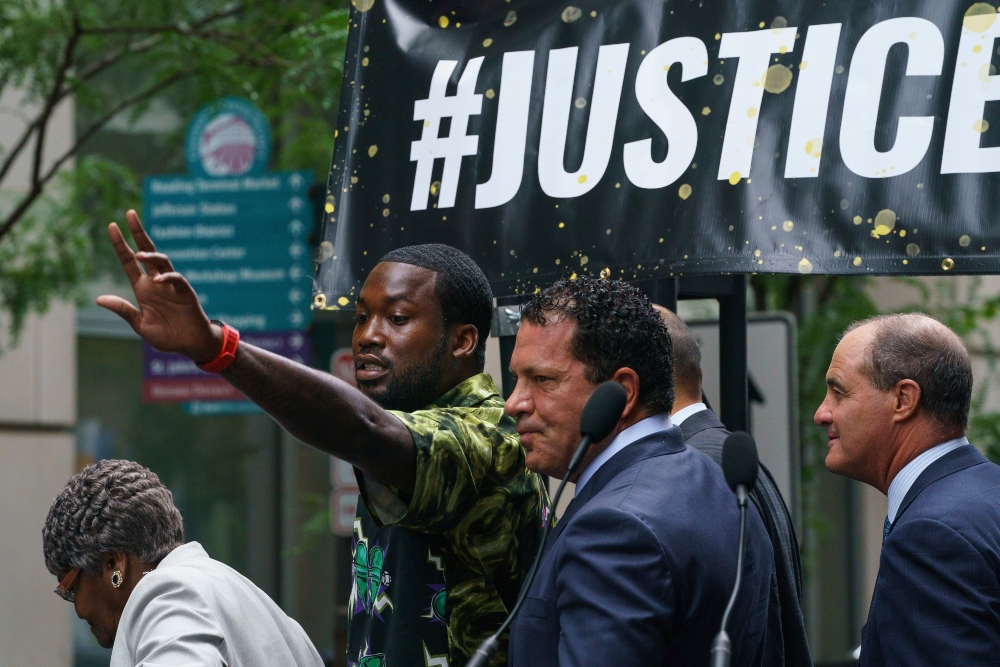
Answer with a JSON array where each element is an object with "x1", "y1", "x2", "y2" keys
[{"x1": 358, "y1": 262, "x2": 440, "y2": 305}]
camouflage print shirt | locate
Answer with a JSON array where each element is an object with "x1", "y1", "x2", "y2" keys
[{"x1": 348, "y1": 374, "x2": 543, "y2": 667}]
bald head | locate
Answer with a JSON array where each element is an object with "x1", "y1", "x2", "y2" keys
[
  {"x1": 846, "y1": 313, "x2": 972, "y2": 431},
  {"x1": 653, "y1": 305, "x2": 702, "y2": 405}
]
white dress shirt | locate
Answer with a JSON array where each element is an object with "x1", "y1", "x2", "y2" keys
[
  {"x1": 111, "y1": 542, "x2": 323, "y2": 667},
  {"x1": 887, "y1": 436, "x2": 969, "y2": 523},
  {"x1": 671, "y1": 402, "x2": 708, "y2": 426},
  {"x1": 575, "y1": 413, "x2": 673, "y2": 493}
]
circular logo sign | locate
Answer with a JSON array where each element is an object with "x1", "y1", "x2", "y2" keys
[{"x1": 185, "y1": 97, "x2": 271, "y2": 177}]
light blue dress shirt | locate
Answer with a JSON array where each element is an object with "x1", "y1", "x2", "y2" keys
[
  {"x1": 886, "y1": 436, "x2": 969, "y2": 523},
  {"x1": 575, "y1": 413, "x2": 673, "y2": 493},
  {"x1": 671, "y1": 402, "x2": 708, "y2": 427}
]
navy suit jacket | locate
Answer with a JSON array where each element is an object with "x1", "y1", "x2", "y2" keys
[
  {"x1": 507, "y1": 426, "x2": 773, "y2": 667},
  {"x1": 861, "y1": 444, "x2": 1000, "y2": 667}
]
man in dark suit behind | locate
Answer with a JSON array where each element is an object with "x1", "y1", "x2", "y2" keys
[
  {"x1": 505, "y1": 277, "x2": 772, "y2": 667},
  {"x1": 655, "y1": 306, "x2": 812, "y2": 667},
  {"x1": 816, "y1": 313, "x2": 1000, "y2": 666}
]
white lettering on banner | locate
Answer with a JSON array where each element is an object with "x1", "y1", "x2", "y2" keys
[
  {"x1": 475, "y1": 51, "x2": 535, "y2": 209},
  {"x1": 538, "y1": 44, "x2": 630, "y2": 198},
  {"x1": 410, "y1": 57, "x2": 484, "y2": 211},
  {"x1": 404, "y1": 17, "x2": 1000, "y2": 208},
  {"x1": 840, "y1": 18, "x2": 944, "y2": 178},
  {"x1": 717, "y1": 27, "x2": 798, "y2": 182},
  {"x1": 624, "y1": 37, "x2": 707, "y2": 189},
  {"x1": 785, "y1": 23, "x2": 842, "y2": 178},
  {"x1": 942, "y1": 16, "x2": 1000, "y2": 173}
]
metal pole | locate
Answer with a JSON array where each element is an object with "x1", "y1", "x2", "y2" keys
[{"x1": 718, "y1": 275, "x2": 748, "y2": 432}]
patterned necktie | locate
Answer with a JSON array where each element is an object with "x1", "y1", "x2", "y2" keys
[{"x1": 883, "y1": 516, "x2": 891, "y2": 545}]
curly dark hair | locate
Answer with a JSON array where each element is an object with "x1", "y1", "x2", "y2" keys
[
  {"x1": 380, "y1": 244, "x2": 493, "y2": 369},
  {"x1": 42, "y1": 460, "x2": 184, "y2": 577},
  {"x1": 521, "y1": 276, "x2": 674, "y2": 414}
]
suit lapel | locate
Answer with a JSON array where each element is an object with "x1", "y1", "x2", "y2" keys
[
  {"x1": 545, "y1": 428, "x2": 685, "y2": 551},
  {"x1": 894, "y1": 444, "x2": 988, "y2": 523},
  {"x1": 678, "y1": 409, "x2": 725, "y2": 441}
]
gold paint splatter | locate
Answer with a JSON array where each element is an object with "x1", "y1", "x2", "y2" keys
[
  {"x1": 779, "y1": 45, "x2": 788, "y2": 54},
  {"x1": 362, "y1": 57, "x2": 370, "y2": 66},
  {"x1": 900, "y1": 230, "x2": 907, "y2": 237},
  {"x1": 570, "y1": 272, "x2": 578, "y2": 280},
  {"x1": 799, "y1": 61, "x2": 808, "y2": 70},
  {"x1": 852, "y1": 215, "x2": 862, "y2": 225},
  {"x1": 805, "y1": 138, "x2": 823, "y2": 158},
  {"x1": 834, "y1": 250, "x2": 842, "y2": 257},
  {"x1": 679, "y1": 183, "x2": 692, "y2": 200},
  {"x1": 368, "y1": 144, "x2": 378, "y2": 157},
  {"x1": 873, "y1": 209, "x2": 897, "y2": 236},
  {"x1": 382, "y1": 208, "x2": 390, "y2": 217},
  {"x1": 504, "y1": 10, "x2": 517, "y2": 26},
  {"x1": 754, "y1": 249, "x2": 761, "y2": 257},
  {"x1": 605, "y1": 229, "x2": 611, "y2": 235},
  {"x1": 574, "y1": 97, "x2": 587, "y2": 108},
  {"x1": 960, "y1": 234, "x2": 972, "y2": 247},
  {"x1": 798, "y1": 258, "x2": 813, "y2": 274},
  {"x1": 351, "y1": 0, "x2": 375, "y2": 11},
  {"x1": 747, "y1": 106, "x2": 758, "y2": 118},
  {"x1": 599, "y1": 267, "x2": 611, "y2": 279},
  {"x1": 350, "y1": 176, "x2": 358, "y2": 184},
  {"x1": 325, "y1": 195, "x2": 335, "y2": 213},
  {"x1": 558, "y1": 222, "x2": 565, "y2": 228},
  {"x1": 974, "y1": 44, "x2": 984, "y2": 53},
  {"x1": 555, "y1": 258, "x2": 561, "y2": 264},
  {"x1": 942, "y1": 257, "x2": 955, "y2": 270},
  {"x1": 713, "y1": 74, "x2": 725, "y2": 85},
  {"x1": 853, "y1": 256, "x2": 863, "y2": 267},
  {"x1": 964, "y1": 3, "x2": 997, "y2": 32},
  {"x1": 561, "y1": 6, "x2": 582, "y2": 22},
  {"x1": 338, "y1": 296, "x2": 351, "y2": 306},
  {"x1": 382, "y1": 194, "x2": 390, "y2": 203},
  {"x1": 759, "y1": 21, "x2": 765, "y2": 28},
  {"x1": 590, "y1": 10, "x2": 597, "y2": 17},
  {"x1": 975, "y1": 119, "x2": 990, "y2": 133},
  {"x1": 906, "y1": 243, "x2": 920, "y2": 256},
  {"x1": 577, "y1": 174, "x2": 587, "y2": 184},
  {"x1": 533, "y1": 267, "x2": 538, "y2": 273},
  {"x1": 319, "y1": 241, "x2": 335, "y2": 260},
  {"x1": 615, "y1": 182, "x2": 621, "y2": 188},
  {"x1": 483, "y1": 38, "x2": 493, "y2": 47},
  {"x1": 726, "y1": 172, "x2": 742, "y2": 185},
  {"x1": 485, "y1": 88, "x2": 496, "y2": 99},
  {"x1": 580, "y1": 255, "x2": 589, "y2": 266},
  {"x1": 438, "y1": 15, "x2": 449, "y2": 28},
  {"x1": 702, "y1": 106, "x2": 711, "y2": 115},
  {"x1": 764, "y1": 64, "x2": 793, "y2": 93},
  {"x1": 715, "y1": 33, "x2": 721, "y2": 40},
  {"x1": 771, "y1": 16, "x2": 788, "y2": 31},
  {"x1": 783, "y1": 220, "x2": 794, "y2": 231},
  {"x1": 430, "y1": 181, "x2": 441, "y2": 196}
]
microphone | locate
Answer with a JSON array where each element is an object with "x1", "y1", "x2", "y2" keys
[
  {"x1": 711, "y1": 431, "x2": 759, "y2": 667},
  {"x1": 466, "y1": 381, "x2": 627, "y2": 667}
]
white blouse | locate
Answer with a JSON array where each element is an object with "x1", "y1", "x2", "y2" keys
[{"x1": 110, "y1": 542, "x2": 322, "y2": 667}]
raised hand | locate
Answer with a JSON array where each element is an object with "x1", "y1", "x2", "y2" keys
[{"x1": 96, "y1": 210, "x2": 223, "y2": 364}]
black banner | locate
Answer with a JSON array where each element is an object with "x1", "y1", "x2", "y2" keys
[{"x1": 315, "y1": 0, "x2": 1000, "y2": 305}]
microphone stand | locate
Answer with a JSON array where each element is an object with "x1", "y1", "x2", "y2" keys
[
  {"x1": 710, "y1": 483, "x2": 749, "y2": 667},
  {"x1": 465, "y1": 434, "x2": 593, "y2": 667}
]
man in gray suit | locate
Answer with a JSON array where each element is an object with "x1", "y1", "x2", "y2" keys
[{"x1": 656, "y1": 306, "x2": 812, "y2": 667}]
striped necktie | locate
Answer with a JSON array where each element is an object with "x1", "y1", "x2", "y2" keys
[{"x1": 883, "y1": 516, "x2": 891, "y2": 545}]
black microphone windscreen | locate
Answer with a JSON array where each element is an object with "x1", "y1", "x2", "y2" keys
[
  {"x1": 722, "y1": 431, "x2": 759, "y2": 491},
  {"x1": 579, "y1": 382, "x2": 628, "y2": 442}
]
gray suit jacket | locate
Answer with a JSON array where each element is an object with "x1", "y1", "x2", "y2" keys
[
  {"x1": 110, "y1": 542, "x2": 323, "y2": 667},
  {"x1": 680, "y1": 408, "x2": 813, "y2": 667}
]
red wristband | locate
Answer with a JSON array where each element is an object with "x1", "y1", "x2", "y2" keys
[{"x1": 198, "y1": 321, "x2": 240, "y2": 373}]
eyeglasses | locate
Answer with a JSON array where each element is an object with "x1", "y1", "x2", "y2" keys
[{"x1": 54, "y1": 568, "x2": 80, "y2": 602}]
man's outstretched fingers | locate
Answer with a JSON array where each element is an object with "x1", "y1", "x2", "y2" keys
[
  {"x1": 108, "y1": 222, "x2": 144, "y2": 285},
  {"x1": 95, "y1": 295, "x2": 142, "y2": 332},
  {"x1": 125, "y1": 209, "x2": 157, "y2": 253},
  {"x1": 153, "y1": 272, "x2": 197, "y2": 297},
  {"x1": 135, "y1": 251, "x2": 174, "y2": 277}
]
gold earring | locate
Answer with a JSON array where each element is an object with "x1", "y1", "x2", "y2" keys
[{"x1": 111, "y1": 570, "x2": 123, "y2": 588}]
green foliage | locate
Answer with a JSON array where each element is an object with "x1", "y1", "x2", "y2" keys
[{"x1": 0, "y1": 0, "x2": 350, "y2": 338}]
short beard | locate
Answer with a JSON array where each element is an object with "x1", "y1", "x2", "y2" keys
[{"x1": 358, "y1": 336, "x2": 449, "y2": 412}]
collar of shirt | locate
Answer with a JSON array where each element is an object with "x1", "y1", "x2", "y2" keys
[
  {"x1": 887, "y1": 436, "x2": 969, "y2": 523},
  {"x1": 672, "y1": 402, "x2": 708, "y2": 426},
  {"x1": 575, "y1": 413, "x2": 673, "y2": 494}
]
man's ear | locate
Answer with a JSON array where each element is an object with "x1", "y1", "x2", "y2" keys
[
  {"x1": 450, "y1": 323, "x2": 479, "y2": 361},
  {"x1": 892, "y1": 379, "x2": 922, "y2": 422},
  {"x1": 611, "y1": 367, "x2": 642, "y2": 421}
]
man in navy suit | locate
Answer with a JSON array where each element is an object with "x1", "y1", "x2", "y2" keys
[
  {"x1": 815, "y1": 313, "x2": 1000, "y2": 666},
  {"x1": 504, "y1": 277, "x2": 772, "y2": 667}
]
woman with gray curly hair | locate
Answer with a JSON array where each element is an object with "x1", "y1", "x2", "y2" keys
[{"x1": 43, "y1": 459, "x2": 323, "y2": 667}]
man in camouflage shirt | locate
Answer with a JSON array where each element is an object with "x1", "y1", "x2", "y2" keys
[{"x1": 97, "y1": 211, "x2": 542, "y2": 666}]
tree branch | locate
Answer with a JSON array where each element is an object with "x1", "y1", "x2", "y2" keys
[
  {"x1": 31, "y1": 19, "x2": 83, "y2": 192},
  {"x1": 0, "y1": 71, "x2": 188, "y2": 243}
]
